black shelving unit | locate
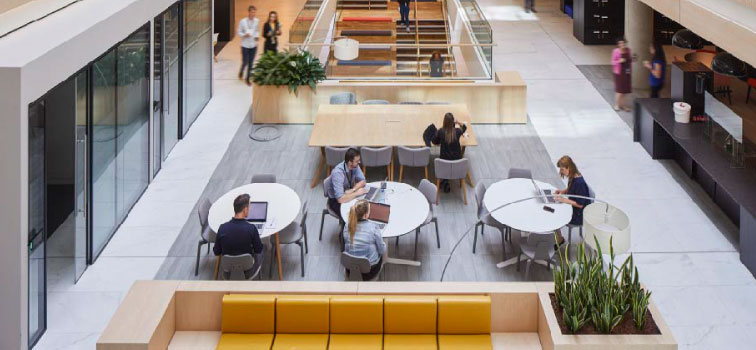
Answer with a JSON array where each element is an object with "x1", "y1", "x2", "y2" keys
[
  {"x1": 573, "y1": 0, "x2": 625, "y2": 45},
  {"x1": 653, "y1": 11, "x2": 683, "y2": 45}
]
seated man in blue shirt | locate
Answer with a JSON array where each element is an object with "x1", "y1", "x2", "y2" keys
[
  {"x1": 213, "y1": 194, "x2": 264, "y2": 276},
  {"x1": 327, "y1": 148, "x2": 367, "y2": 220}
]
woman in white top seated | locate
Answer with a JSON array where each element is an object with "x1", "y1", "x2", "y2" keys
[{"x1": 343, "y1": 200, "x2": 387, "y2": 280}]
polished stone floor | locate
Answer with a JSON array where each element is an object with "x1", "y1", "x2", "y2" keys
[{"x1": 34, "y1": 0, "x2": 756, "y2": 349}]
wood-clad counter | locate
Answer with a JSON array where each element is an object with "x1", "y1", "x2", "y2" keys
[{"x1": 251, "y1": 71, "x2": 527, "y2": 124}]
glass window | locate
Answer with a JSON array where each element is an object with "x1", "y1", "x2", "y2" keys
[
  {"x1": 116, "y1": 24, "x2": 150, "y2": 220},
  {"x1": 164, "y1": 4, "x2": 181, "y2": 157},
  {"x1": 182, "y1": 0, "x2": 212, "y2": 134},
  {"x1": 91, "y1": 49, "x2": 117, "y2": 256}
]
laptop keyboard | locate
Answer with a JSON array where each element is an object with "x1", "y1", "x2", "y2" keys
[{"x1": 253, "y1": 223, "x2": 264, "y2": 230}]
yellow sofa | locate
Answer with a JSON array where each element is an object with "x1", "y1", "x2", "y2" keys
[{"x1": 217, "y1": 294, "x2": 492, "y2": 350}]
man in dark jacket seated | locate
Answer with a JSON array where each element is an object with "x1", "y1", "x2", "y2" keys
[{"x1": 213, "y1": 194, "x2": 264, "y2": 278}]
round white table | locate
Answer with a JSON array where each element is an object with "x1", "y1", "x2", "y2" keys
[
  {"x1": 482, "y1": 178, "x2": 572, "y2": 268},
  {"x1": 341, "y1": 181, "x2": 428, "y2": 265},
  {"x1": 208, "y1": 183, "x2": 301, "y2": 280}
]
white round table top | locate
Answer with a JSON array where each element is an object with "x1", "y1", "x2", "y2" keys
[
  {"x1": 208, "y1": 183, "x2": 301, "y2": 238},
  {"x1": 482, "y1": 178, "x2": 572, "y2": 233},
  {"x1": 340, "y1": 182, "x2": 429, "y2": 238}
]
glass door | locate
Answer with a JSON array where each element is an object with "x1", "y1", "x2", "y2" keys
[
  {"x1": 74, "y1": 71, "x2": 89, "y2": 280},
  {"x1": 163, "y1": 3, "x2": 181, "y2": 156},
  {"x1": 28, "y1": 100, "x2": 47, "y2": 348}
]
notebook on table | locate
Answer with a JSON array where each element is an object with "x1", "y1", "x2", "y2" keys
[{"x1": 368, "y1": 202, "x2": 390, "y2": 224}]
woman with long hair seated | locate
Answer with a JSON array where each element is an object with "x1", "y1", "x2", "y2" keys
[
  {"x1": 554, "y1": 155, "x2": 591, "y2": 245},
  {"x1": 343, "y1": 200, "x2": 387, "y2": 280},
  {"x1": 432, "y1": 112, "x2": 468, "y2": 192}
]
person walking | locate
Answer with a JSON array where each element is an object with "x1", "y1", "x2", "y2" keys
[
  {"x1": 611, "y1": 38, "x2": 632, "y2": 111},
  {"x1": 238, "y1": 5, "x2": 260, "y2": 86},
  {"x1": 398, "y1": 0, "x2": 410, "y2": 32},
  {"x1": 644, "y1": 42, "x2": 666, "y2": 98},
  {"x1": 263, "y1": 11, "x2": 281, "y2": 54}
]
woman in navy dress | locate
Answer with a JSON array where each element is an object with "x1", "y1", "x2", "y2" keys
[{"x1": 554, "y1": 155, "x2": 591, "y2": 244}]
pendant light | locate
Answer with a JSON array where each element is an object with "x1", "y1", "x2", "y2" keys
[
  {"x1": 711, "y1": 52, "x2": 748, "y2": 78},
  {"x1": 672, "y1": 29, "x2": 703, "y2": 50}
]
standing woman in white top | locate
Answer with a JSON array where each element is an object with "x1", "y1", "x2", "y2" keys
[{"x1": 238, "y1": 5, "x2": 260, "y2": 85}]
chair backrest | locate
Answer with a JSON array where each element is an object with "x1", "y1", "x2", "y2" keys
[
  {"x1": 525, "y1": 233, "x2": 556, "y2": 260},
  {"x1": 507, "y1": 168, "x2": 532, "y2": 179},
  {"x1": 220, "y1": 254, "x2": 256, "y2": 280},
  {"x1": 340, "y1": 252, "x2": 373, "y2": 281},
  {"x1": 362, "y1": 99, "x2": 389, "y2": 105},
  {"x1": 473, "y1": 182, "x2": 486, "y2": 217},
  {"x1": 325, "y1": 146, "x2": 350, "y2": 167},
  {"x1": 360, "y1": 146, "x2": 392, "y2": 167},
  {"x1": 330, "y1": 92, "x2": 356, "y2": 105},
  {"x1": 323, "y1": 176, "x2": 333, "y2": 198},
  {"x1": 434, "y1": 158, "x2": 469, "y2": 180},
  {"x1": 399, "y1": 101, "x2": 423, "y2": 105},
  {"x1": 418, "y1": 179, "x2": 437, "y2": 211},
  {"x1": 250, "y1": 174, "x2": 276, "y2": 184},
  {"x1": 198, "y1": 197, "x2": 211, "y2": 228},
  {"x1": 587, "y1": 184, "x2": 596, "y2": 201},
  {"x1": 426, "y1": 101, "x2": 450, "y2": 105},
  {"x1": 397, "y1": 146, "x2": 430, "y2": 167}
]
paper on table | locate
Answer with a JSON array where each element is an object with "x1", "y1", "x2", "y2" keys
[{"x1": 265, "y1": 217, "x2": 276, "y2": 229}]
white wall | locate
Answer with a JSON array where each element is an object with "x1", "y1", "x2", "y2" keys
[{"x1": 0, "y1": 0, "x2": 178, "y2": 349}]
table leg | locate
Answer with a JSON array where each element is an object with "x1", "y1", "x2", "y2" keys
[
  {"x1": 275, "y1": 232, "x2": 283, "y2": 280},
  {"x1": 214, "y1": 256, "x2": 220, "y2": 280},
  {"x1": 385, "y1": 257, "x2": 421, "y2": 266},
  {"x1": 310, "y1": 147, "x2": 326, "y2": 188}
]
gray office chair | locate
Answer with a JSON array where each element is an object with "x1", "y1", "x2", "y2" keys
[
  {"x1": 250, "y1": 174, "x2": 276, "y2": 183},
  {"x1": 399, "y1": 101, "x2": 423, "y2": 105},
  {"x1": 325, "y1": 146, "x2": 350, "y2": 175},
  {"x1": 507, "y1": 168, "x2": 532, "y2": 179},
  {"x1": 270, "y1": 200, "x2": 309, "y2": 278},
  {"x1": 319, "y1": 176, "x2": 345, "y2": 243},
  {"x1": 397, "y1": 146, "x2": 430, "y2": 182},
  {"x1": 219, "y1": 254, "x2": 262, "y2": 281},
  {"x1": 472, "y1": 183, "x2": 509, "y2": 260},
  {"x1": 340, "y1": 252, "x2": 383, "y2": 281},
  {"x1": 360, "y1": 146, "x2": 392, "y2": 180},
  {"x1": 195, "y1": 198, "x2": 216, "y2": 276},
  {"x1": 566, "y1": 184, "x2": 595, "y2": 244},
  {"x1": 426, "y1": 101, "x2": 450, "y2": 105},
  {"x1": 330, "y1": 92, "x2": 356, "y2": 105},
  {"x1": 433, "y1": 158, "x2": 470, "y2": 205},
  {"x1": 362, "y1": 99, "x2": 389, "y2": 105},
  {"x1": 517, "y1": 233, "x2": 558, "y2": 279},
  {"x1": 411, "y1": 179, "x2": 440, "y2": 259}
]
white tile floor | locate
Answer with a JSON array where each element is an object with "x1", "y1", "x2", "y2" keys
[{"x1": 34, "y1": 0, "x2": 756, "y2": 349}]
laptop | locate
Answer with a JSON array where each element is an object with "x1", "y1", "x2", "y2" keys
[
  {"x1": 363, "y1": 186, "x2": 379, "y2": 201},
  {"x1": 246, "y1": 201, "x2": 268, "y2": 229},
  {"x1": 368, "y1": 202, "x2": 390, "y2": 224},
  {"x1": 531, "y1": 178, "x2": 556, "y2": 204}
]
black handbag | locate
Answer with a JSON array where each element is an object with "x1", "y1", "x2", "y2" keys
[{"x1": 423, "y1": 124, "x2": 437, "y2": 147}]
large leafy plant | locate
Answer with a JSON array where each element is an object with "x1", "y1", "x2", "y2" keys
[
  {"x1": 553, "y1": 234, "x2": 652, "y2": 334},
  {"x1": 251, "y1": 49, "x2": 326, "y2": 95}
]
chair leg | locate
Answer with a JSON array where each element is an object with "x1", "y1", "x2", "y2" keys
[
  {"x1": 460, "y1": 179, "x2": 467, "y2": 205},
  {"x1": 299, "y1": 242, "x2": 305, "y2": 277},
  {"x1": 434, "y1": 219, "x2": 440, "y2": 248},
  {"x1": 207, "y1": 242, "x2": 211, "y2": 254},
  {"x1": 303, "y1": 227, "x2": 309, "y2": 253},
  {"x1": 435, "y1": 179, "x2": 441, "y2": 205},
  {"x1": 195, "y1": 240, "x2": 205, "y2": 276},
  {"x1": 398, "y1": 165, "x2": 404, "y2": 182},
  {"x1": 516, "y1": 253, "x2": 521, "y2": 271},
  {"x1": 424, "y1": 166, "x2": 429, "y2": 180},
  {"x1": 328, "y1": 166, "x2": 332, "y2": 175},
  {"x1": 568, "y1": 227, "x2": 572, "y2": 244},
  {"x1": 473, "y1": 224, "x2": 479, "y2": 253},
  {"x1": 363, "y1": 166, "x2": 367, "y2": 178},
  {"x1": 387, "y1": 165, "x2": 391, "y2": 182},
  {"x1": 525, "y1": 260, "x2": 532, "y2": 279},
  {"x1": 269, "y1": 244, "x2": 276, "y2": 279},
  {"x1": 414, "y1": 228, "x2": 420, "y2": 260},
  {"x1": 500, "y1": 229, "x2": 507, "y2": 260},
  {"x1": 319, "y1": 210, "x2": 326, "y2": 240},
  {"x1": 395, "y1": 236, "x2": 400, "y2": 247}
]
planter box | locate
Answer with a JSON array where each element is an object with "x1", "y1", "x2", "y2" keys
[{"x1": 536, "y1": 284, "x2": 677, "y2": 350}]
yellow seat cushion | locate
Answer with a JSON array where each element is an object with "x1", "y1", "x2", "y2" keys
[
  {"x1": 383, "y1": 334, "x2": 436, "y2": 350},
  {"x1": 330, "y1": 296, "x2": 383, "y2": 334},
  {"x1": 272, "y1": 334, "x2": 329, "y2": 350},
  {"x1": 221, "y1": 294, "x2": 276, "y2": 334},
  {"x1": 328, "y1": 334, "x2": 382, "y2": 350},
  {"x1": 276, "y1": 295, "x2": 331, "y2": 334},
  {"x1": 437, "y1": 296, "x2": 491, "y2": 334},
  {"x1": 437, "y1": 335, "x2": 491, "y2": 350},
  {"x1": 217, "y1": 333, "x2": 274, "y2": 350},
  {"x1": 383, "y1": 296, "x2": 437, "y2": 334}
]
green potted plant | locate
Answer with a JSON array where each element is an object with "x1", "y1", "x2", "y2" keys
[{"x1": 251, "y1": 49, "x2": 326, "y2": 95}]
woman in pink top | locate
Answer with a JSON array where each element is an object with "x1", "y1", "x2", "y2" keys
[{"x1": 611, "y1": 38, "x2": 632, "y2": 111}]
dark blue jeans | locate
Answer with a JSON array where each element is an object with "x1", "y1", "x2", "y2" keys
[
  {"x1": 240, "y1": 46, "x2": 257, "y2": 82},
  {"x1": 399, "y1": 3, "x2": 410, "y2": 27}
]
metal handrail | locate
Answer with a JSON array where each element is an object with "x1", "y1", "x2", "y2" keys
[
  {"x1": 440, "y1": 0, "x2": 455, "y2": 77},
  {"x1": 414, "y1": 0, "x2": 421, "y2": 77},
  {"x1": 289, "y1": 42, "x2": 495, "y2": 47}
]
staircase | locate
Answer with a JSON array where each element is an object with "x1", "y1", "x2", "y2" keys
[
  {"x1": 395, "y1": 19, "x2": 455, "y2": 76},
  {"x1": 337, "y1": 0, "x2": 388, "y2": 10}
]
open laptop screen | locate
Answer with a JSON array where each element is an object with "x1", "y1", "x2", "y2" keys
[{"x1": 246, "y1": 201, "x2": 268, "y2": 222}]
